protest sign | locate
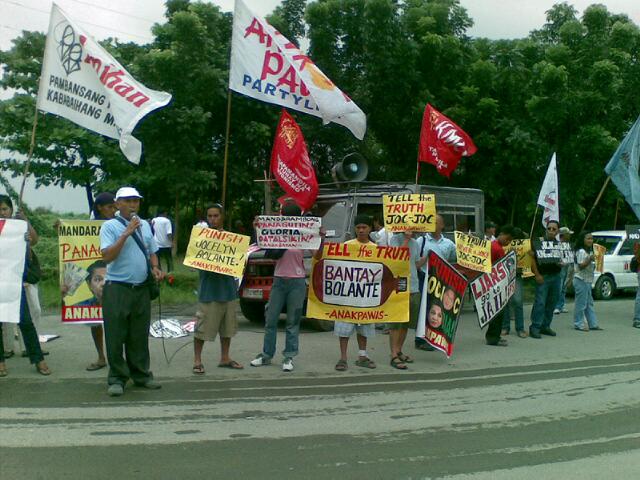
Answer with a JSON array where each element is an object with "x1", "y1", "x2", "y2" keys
[
  {"x1": 256, "y1": 216, "x2": 321, "y2": 249},
  {"x1": 504, "y1": 238, "x2": 533, "y2": 278},
  {"x1": 59, "y1": 220, "x2": 105, "y2": 324},
  {"x1": 532, "y1": 239, "x2": 573, "y2": 265},
  {"x1": 593, "y1": 243, "x2": 606, "y2": 273},
  {"x1": 0, "y1": 219, "x2": 28, "y2": 324},
  {"x1": 382, "y1": 194, "x2": 436, "y2": 233},
  {"x1": 307, "y1": 242, "x2": 410, "y2": 323},
  {"x1": 455, "y1": 231, "x2": 491, "y2": 274},
  {"x1": 416, "y1": 251, "x2": 468, "y2": 357},
  {"x1": 184, "y1": 227, "x2": 251, "y2": 278},
  {"x1": 470, "y1": 251, "x2": 517, "y2": 328}
]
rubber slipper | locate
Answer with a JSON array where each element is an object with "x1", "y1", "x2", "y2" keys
[
  {"x1": 390, "y1": 356, "x2": 407, "y2": 370},
  {"x1": 0, "y1": 364, "x2": 7, "y2": 377},
  {"x1": 335, "y1": 359, "x2": 348, "y2": 371},
  {"x1": 355, "y1": 358, "x2": 376, "y2": 369},
  {"x1": 86, "y1": 361, "x2": 107, "y2": 371},
  {"x1": 218, "y1": 360, "x2": 244, "y2": 370},
  {"x1": 192, "y1": 364, "x2": 205, "y2": 375},
  {"x1": 36, "y1": 362, "x2": 51, "y2": 376},
  {"x1": 397, "y1": 352, "x2": 414, "y2": 363}
]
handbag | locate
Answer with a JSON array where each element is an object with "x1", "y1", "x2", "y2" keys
[
  {"x1": 116, "y1": 217, "x2": 160, "y2": 300},
  {"x1": 24, "y1": 248, "x2": 42, "y2": 284}
]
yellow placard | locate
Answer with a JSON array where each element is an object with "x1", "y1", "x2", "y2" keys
[
  {"x1": 504, "y1": 238, "x2": 533, "y2": 277},
  {"x1": 58, "y1": 219, "x2": 105, "y2": 324},
  {"x1": 454, "y1": 231, "x2": 492, "y2": 274},
  {"x1": 594, "y1": 243, "x2": 606, "y2": 273},
  {"x1": 183, "y1": 226, "x2": 251, "y2": 278},
  {"x1": 383, "y1": 193, "x2": 436, "y2": 233},
  {"x1": 307, "y1": 242, "x2": 410, "y2": 323}
]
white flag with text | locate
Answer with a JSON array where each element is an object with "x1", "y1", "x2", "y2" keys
[
  {"x1": 537, "y1": 153, "x2": 559, "y2": 227},
  {"x1": 37, "y1": 3, "x2": 172, "y2": 164},
  {"x1": 229, "y1": 0, "x2": 366, "y2": 140}
]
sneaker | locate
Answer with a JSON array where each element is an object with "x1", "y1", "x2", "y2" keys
[
  {"x1": 282, "y1": 357, "x2": 294, "y2": 372},
  {"x1": 250, "y1": 354, "x2": 271, "y2": 367},
  {"x1": 633, "y1": 321, "x2": 640, "y2": 329},
  {"x1": 107, "y1": 384, "x2": 124, "y2": 397},
  {"x1": 135, "y1": 380, "x2": 161, "y2": 390},
  {"x1": 561, "y1": 308, "x2": 569, "y2": 313},
  {"x1": 553, "y1": 309, "x2": 561, "y2": 315}
]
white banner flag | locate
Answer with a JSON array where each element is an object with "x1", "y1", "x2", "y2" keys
[
  {"x1": 536, "y1": 153, "x2": 559, "y2": 227},
  {"x1": 36, "y1": 3, "x2": 172, "y2": 164},
  {"x1": 0, "y1": 219, "x2": 28, "y2": 324},
  {"x1": 229, "y1": 0, "x2": 366, "y2": 140}
]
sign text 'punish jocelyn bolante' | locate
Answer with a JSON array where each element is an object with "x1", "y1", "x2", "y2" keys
[
  {"x1": 183, "y1": 226, "x2": 251, "y2": 278},
  {"x1": 307, "y1": 243, "x2": 411, "y2": 324}
]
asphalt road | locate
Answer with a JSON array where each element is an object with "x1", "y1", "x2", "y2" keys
[{"x1": 2, "y1": 297, "x2": 640, "y2": 479}]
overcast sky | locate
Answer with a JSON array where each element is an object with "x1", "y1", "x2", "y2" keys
[{"x1": 1, "y1": 0, "x2": 639, "y2": 213}]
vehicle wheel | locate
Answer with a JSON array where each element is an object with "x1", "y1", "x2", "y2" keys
[
  {"x1": 240, "y1": 300, "x2": 266, "y2": 324},
  {"x1": 594, "y1": 275, "x2": 615, "y2": 300}
]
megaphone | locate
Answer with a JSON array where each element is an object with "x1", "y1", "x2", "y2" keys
[{"x1": 331, "y1": 153, "x2": 368, "y2": 183}]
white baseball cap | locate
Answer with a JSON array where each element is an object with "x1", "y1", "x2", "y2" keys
[{"x1": 115, "y1": 187, "x2": 143, "y2": 199}]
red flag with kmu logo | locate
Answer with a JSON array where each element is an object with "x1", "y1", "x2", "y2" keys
[
  {"x1": 270, "y1": 110, "x2": 319, "y2": 211},
  {"x1": 418, "y1": 104, "x2": 477, "y2": 178}
]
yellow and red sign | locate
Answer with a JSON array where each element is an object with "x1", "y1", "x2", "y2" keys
[
  {"x1": 455, "y1": 231, "x2": 492, "y2": 274},
  {"x1": 383, "y1": 193, "x2": 436, "y2": 233},
  {"x1": 184, "y1": 226, "x2": 251, "y2": 278}
]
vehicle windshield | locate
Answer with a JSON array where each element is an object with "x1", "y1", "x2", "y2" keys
[{"x1": 592, "y1": 235, "x2": 622, "y2": 255}]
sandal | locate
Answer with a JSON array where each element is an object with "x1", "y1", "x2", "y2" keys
[
  {"x1": 0, "y1": 363, "x2": 7, "y2": 377},
  {"x1": 517, "y1": 331, "x2": 528, "y2": 338},
  {"x1": 390, "y1": 356, "x2": 407, "y2": 370},
  {"x1": 192, "y1": 364, "x2": 205, "y2": 375},
  {"x1": 4, "y1": 350, "x2": 14, "y2": 359},
  {"x1": 335, "y1": 359, "x2": 348, "y2": 371},
  {"x1": 86, "y1": 361, "x2": 107, "y2": 371},
  {"x1": 397, "y1": 352, "x2": 414, "y2": 363},
  {"x1": 218, "y1": 360, "x2": 244, "y2": 369},
  {"x1": 355, "y1": 357, "x2": 376, "y2": 369},
  {"x1": 36, "y1": 361, "x2": 51, "y2": 376}
]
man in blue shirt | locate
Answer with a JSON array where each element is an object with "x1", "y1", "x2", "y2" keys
[
  {"x1": 192, "y1": 204, "x2": 243, "y2": 374},
  {"x1": 100, "y1": 187, "x2": 163, "y2": 397}
]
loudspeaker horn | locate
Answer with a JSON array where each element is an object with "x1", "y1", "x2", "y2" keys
[{"x1": 331, "y1": 153, "x2": 368, "y2": 183}]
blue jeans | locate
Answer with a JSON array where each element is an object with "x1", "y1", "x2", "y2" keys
[
  {"x1": 502, "y1": 276, "x2": 524, "y2": 332},
  {"x1": 555, "y1": 265, "x2": 568, "y2": 310},
  {"x1": 262, "y1": 277, "x2": 306, "y2": 359},
  {"x1": 634, "y1": 273, "x2": 640, "y2": 323},
  {"x1": 573, "y1": 277, "x2": 598, "y2": 328},
  {"x1": 530, "y1": 273, "x2": 561, "y2": 333}
]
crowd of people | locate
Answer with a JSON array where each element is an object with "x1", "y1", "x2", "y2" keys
[{"x1": 0, "y1": 188, "x2": 634, "y2": 396}]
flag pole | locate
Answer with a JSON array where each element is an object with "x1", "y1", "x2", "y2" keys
[
  {"x1": 18, "y1": 105, "x2": 40, "y2": 210},
  {"x1": 581, "y1": 176, "x2": 611, "y2": 232},
  {"x1": 415, "y1": 161, "x2": 421, "y2": 185},
  {"x1": 221, "y1": 90, "x2": 232, "y2": 209},
  {"x1": 529, "y1": 204, "x2": 539, "y2": 239}
]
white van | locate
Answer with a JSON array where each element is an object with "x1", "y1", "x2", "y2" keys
[{"x1": 591, "y1": 230, "x2": 637, "y2": 300}]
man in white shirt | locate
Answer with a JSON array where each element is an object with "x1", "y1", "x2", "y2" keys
[{"x1": 152, "y1": 211, "x2": 173, "y2": 272}]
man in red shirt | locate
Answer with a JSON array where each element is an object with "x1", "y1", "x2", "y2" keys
[{"x1": 485, "y1": 225, "x2": 514, "y2": 346}]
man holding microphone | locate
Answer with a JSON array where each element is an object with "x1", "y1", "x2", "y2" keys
[{"x1": 100, "y1": 187, "x2": 163, "y2": 397}]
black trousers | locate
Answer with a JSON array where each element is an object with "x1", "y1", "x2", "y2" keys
[
  {"x1": 102, "y1": 282, "x2": 153, "y2": 386},
  {"x1": 0, "y1": 288, "x2": 43, "y2": 364},
  {"x1": 157, "y1": 247, "x2": 173, "y2": 272},
  {"x1": 485, "y1": 309, "x2": 505, "y2": 345}
]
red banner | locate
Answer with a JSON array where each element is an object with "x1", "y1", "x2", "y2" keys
[
  {"x1": 270, "y1": 110, "x2": 319, "y2": 211},
  {"x1": 418, "y1": 103, "x2": 477, "y2": 178}
]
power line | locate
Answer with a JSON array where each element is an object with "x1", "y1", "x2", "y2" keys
[
  {"x1": 61, "y1": 0, "x2": 157, "y2": 24},
  {"x1": 0, "y1": 0, "x2": 155, "y2": 42}
]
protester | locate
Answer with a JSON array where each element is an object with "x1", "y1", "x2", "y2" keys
[
  {"x1": 84, "y1": 191, "x2": 116, "y2": 372},
  {"x1": 193, "y1": 204, "x2": 243, "y2": 374},
  {"x1": 388, "y1": 230, "x2": 420, "y2": 369},
  {"x1": 334, "y1": 214, "x2": 377, "y2": 371},
  {"x1": 152, "y1": 210, "x2": 173, "y2": 272},
  {"x1": 572, "y1": 231, "x2": 602, "y2": 332},
  {"x1": 554, "y1": 226, "x2": 574, "y2": 314},
  {"x1": 100, "y1": 187, "x2": 163, "y2": 396},
  {"x1": 501, "y1": 228, "x2": 527, "y2": 338},
  {"x1": 415, "y1": 214, "x2": 456, "y2": 351},
  {"x1": 0, "y1": 194, "x2": 51, "y2": 377},
  {"x1": 484, "y1": 225, "x2": 514, "y2": 346},
  {"x1": 484, "y1": 221, "x2": 497, "y2": 241},
  {"x1": 529, "y1": 220, "x2": 563, "y2": 339},
  {"x1": 250, "y1": 201, "x2": 325, "y2": 372},
  {"x1": 371, "y1": 216, "x2": 391, "y2": 246}
]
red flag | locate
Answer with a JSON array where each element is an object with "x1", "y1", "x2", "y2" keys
[
  {"x1": 418, "y1": 104, "x2": 477, "y2": 178},
  {"x1": 270, "y1": 110, "x2": 319, "y2": 211}
]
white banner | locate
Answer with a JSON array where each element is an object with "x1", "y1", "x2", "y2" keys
[
  {"x1": 0, "y1": 219, "x2": 28, "y2": 324},
  {"x1": 537, "y1": 153, "x2": 559, "y2": 227},
  {"x1": 229, "y1": 0, "x2": 366, "y2": 140},
  {"x1": 255, "y1": 215, "x2": 321, "y2": 249},
  {"x1": 37, "y1": 3, "x2": 172, "y2": 164}
]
